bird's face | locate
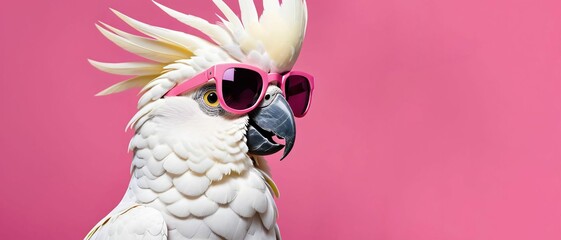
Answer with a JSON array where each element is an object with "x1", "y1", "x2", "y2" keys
[{"x1": 148, "y1": 82, "x2": 296, "y2": 163}]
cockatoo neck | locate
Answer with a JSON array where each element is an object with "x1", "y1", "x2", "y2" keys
[{"x1": 128, "y1": 109, "x2": 254, "y2": 183}]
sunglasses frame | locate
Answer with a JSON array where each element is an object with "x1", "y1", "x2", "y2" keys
[
  {"x1": 278, "y1": 70, "x2": 315, "y2": 117},
  {"x1": 165, "y1": 63, "x2": 314, "y2": 117}
]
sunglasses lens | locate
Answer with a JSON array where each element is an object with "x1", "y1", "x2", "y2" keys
[
  {"x1": 222, "y1": 68, "x2": 263, "y2": 111},
  {"x1": 285, "y1": 75, "x2": 311, "y2": 117}
]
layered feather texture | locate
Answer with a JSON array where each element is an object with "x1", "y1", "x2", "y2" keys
[
  {"x1": 88, "y1": 92, "x2": 281, "y2": 239},
  {"x1": 124, "y1": 95, "x2": 279, "y2": 239}
]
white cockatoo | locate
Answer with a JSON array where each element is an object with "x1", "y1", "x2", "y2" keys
[{"x1": 85, "y1": 0, "x2": 309, "y2": 239}]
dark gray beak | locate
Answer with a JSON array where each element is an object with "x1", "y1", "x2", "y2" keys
[{"x1": 247, "y1": 93, "x2": 296, "y2": 160}]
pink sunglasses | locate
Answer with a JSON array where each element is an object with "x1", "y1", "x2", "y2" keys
[{"x1": 165, "y1": 63, "x2": 314, "y2": 117}]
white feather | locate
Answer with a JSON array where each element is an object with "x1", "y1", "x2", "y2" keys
[
  {"x1": 263, "y1": 0, "x2": 280, "y2": 10},
  {"x1": 139, "y1": 77, "x2": 175, "y2": 95},
  {"x1": 186, "y1": 157, "x2": 214, "y2": 174},
  {"x1": 146, "y1": 156, "x2": 165, "y2": 177},
  {"x1": 127, "y1": 101, "x2": 157, "y2": 130},
  {"x1": 96, "y1": 75, "x2": 157, "y2": 96},
  {"x1": 188, "y1": 196, "x2": 219, "y2": 217},
  {"x1": 133, "y1": 186, "x2": 158, "y2": 203},
  {"x1": 148, "y1": 174, "x2": 172, "y2": 193},
  {"x1": 95, "y1": 24, "x2": 181, "y2": 63},
  {"x1": 153, "y1": 1, "x2": 232, "y2": 47},
  {"x1": 205, "y1": 178, "x2": 238, "y2": 204},
  {"x1": 171, "y1": 142, "x2": 189, "y2": 160},
  {"x1": 162, "y1": 153, "x2": 189, "y2": 175},
  {"x1": 259, "y1": 192, "x2": 277, "y2": 230},
  {"x1": 172, "y1": 171, "x2": 211, "y2": 197},
  {"x1": 99, "y1": 21, "x2": 192, "y2": 58},
  {"x1": 212, "y1": 0, "x2": 244, "y2": 31},
  {"x1": 230, "y1": 186, "x2": 260, "y2": 217},
  {"x1": 174, "y1": 218, "x2": 214, "y2": 239},
  {"x1": 89, "y1": 60, "x2": 164, "y2": 76},
  {"x1": 111, "y1": 9, "x2": 213, "y2": 54},
  {"x1": 86, "y1": 205, "x2": 167, "y2": 240},
  {"x1": 204, "y1": 208, "x2": 249, "y2": 240},
  {"x1": 152, "y1": 145, "x2": 172, "y2": 161},
  {"x1": 158, "y1": 188, "x2": 183, "y2": 205},
  {"x1": 166, "y1": 199, "x2": 191, "y2": 218},
  {"x1": 239, "y1": 0, "x2": 259, "y2": 28}
]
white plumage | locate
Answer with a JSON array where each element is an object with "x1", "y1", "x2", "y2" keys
[{"x1": 87, "y1": 0, "x2": 307, "y2": 239}]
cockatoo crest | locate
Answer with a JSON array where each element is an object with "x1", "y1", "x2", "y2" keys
[{"x1": 90, "y1": 0, "x2": 308, "y2": 120}]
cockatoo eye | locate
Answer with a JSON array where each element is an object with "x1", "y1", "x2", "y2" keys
[{"x1": 203, "y1": 90, "x2": 220, "y2": 107}]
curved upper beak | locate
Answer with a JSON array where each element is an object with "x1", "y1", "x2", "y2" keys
[{"x1": 246, "y1": 94, "x2": 296, "y2": 160}]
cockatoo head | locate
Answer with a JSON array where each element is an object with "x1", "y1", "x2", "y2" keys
[{"x1": 90, "y1": 0, "x2": 310, "y2": 174}]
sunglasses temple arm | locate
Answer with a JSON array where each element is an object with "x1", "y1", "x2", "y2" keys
[{"x1": 165, "y1": 69, "x2": 213, "y2": 96}]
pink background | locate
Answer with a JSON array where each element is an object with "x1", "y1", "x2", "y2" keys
[{"x1": 1, "y1": 0, "x2": 561, "y2": 239}]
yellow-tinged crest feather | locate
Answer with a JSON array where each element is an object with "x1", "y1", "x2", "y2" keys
[
  {"x1": 96, "y1": 75, "x2": 159, "y2": 96},
  {"x1": 99, "y1": 21, "x2": 193, "y2": 58},
  {"x1": 212, "y1": 0, "x2": 244, "y2": 30},
  {"x1": 95, "y1": 24, "x2": 184, "y2": 63},
  {"x1": 89, "y1": 60, "x2": 165, "y2": 76},
  {"x1": 153, "y1": 1, "x2": 232, "y2": 47},
  {"x1": 239, "y1": 0, "x2": 259, "y2": 28}
]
